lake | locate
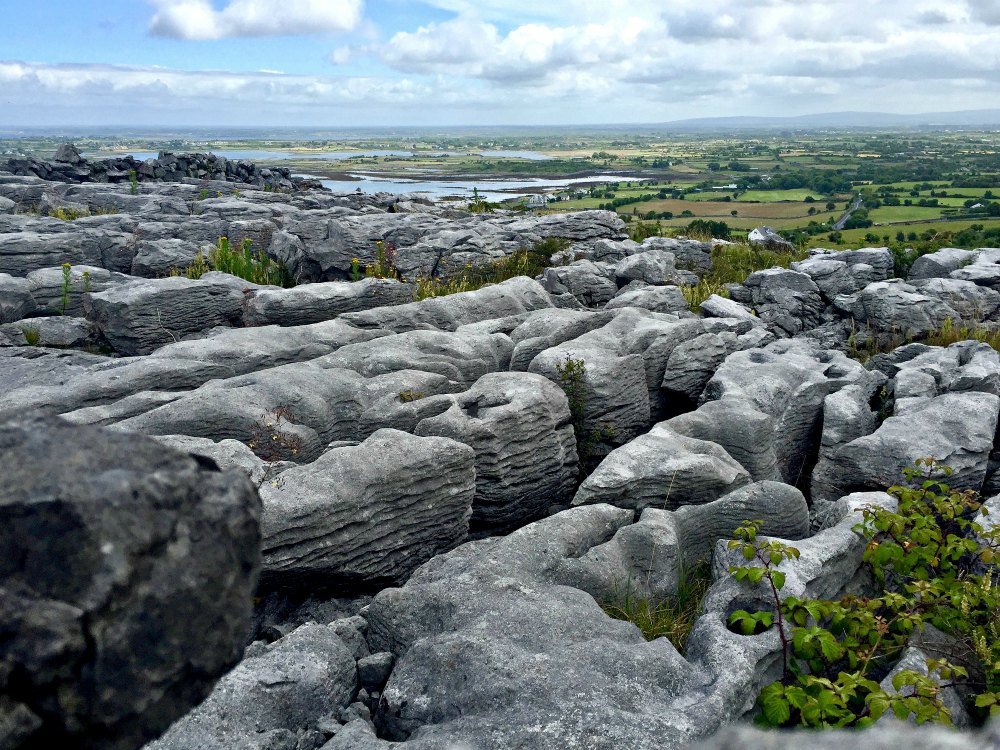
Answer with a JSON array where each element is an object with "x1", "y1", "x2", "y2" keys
[{"x1": 320, "y1": 174, "x2": 641, "y2": 202}]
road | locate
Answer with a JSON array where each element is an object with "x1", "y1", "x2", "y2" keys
[{"x1": 833, "y1": 194, "x2": 864, "y2": 231}]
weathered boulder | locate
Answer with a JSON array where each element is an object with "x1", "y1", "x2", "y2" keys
[
  {"x1": 243, "y1": 277, "x2": 415, "y2": 327},
  {"x1": 909, "y1": 247, "x2": 979, "y2": 280},
  {"x1": 949, "y1": 249, "x2": 1000, "y2": 290},
  {"x1": 508, "y1": 308, "x2": 615, "y2": 371},
  {"x1": 699, "y1": 294, "x2": 760, "y2": 324},
  {"x1": 891, "y1": 341, "x2": 1000, "y2": 405},
  {"x1": 606, "y1": 284, "x2": 690, "y2": 314},
  {"x1": 83, "y1": 274, "x2": 249, "y2": 355},
  {"x1": 26, "y1": 265, "x2": 133, "y2": 316},
  {"x1": 660, "y1": 332, "x2": 729, "y2": 402},
  {"x1": 791, "y1": 257, "x2": 882, "y2": 301},
  {"x1": 664, "y1": 399, "x2": 781, "y2": 482},
  {"x1": 339, "y1": 276, "x2": 553, "y2": 332},
  {"x1": 614, "y1": 249, "x2": 680, "y2": 286},
  {"x1": 573, "y1": 424, "x2": 751, "y2": 511},
  {"x1": 0, "y1": 273, "x2": 37, "y2": 322},
  {"x1": 740, "y1": 268, "x2": 824, "y2": 336},
  {"x1": 0, "y1": 229, "x2": 133, "y2": 276},
  {"x1": 810, "y1": 382, "x2": 887, "y2": 503},
  {"x1": 321, "y1": 329, "x2": 513, "y2": 387},
  {"x1": 0, "y1": 316, "x2": 96, "y2": 348},
  {"x1": 109, "y1": 362, "x2": 373, "y2": 458},
  {"x1": 0, "y1": 418, "x2": 261, "y2": 750},
  {"x1": 562, "y1": 482, "x2": 808, "y2": 602},
  {"x1": 834, "y1": 279, "x2": 960, "y2": 338},
  {"x1": 909, "y1": 277, "x2": 1000, "y2": 322},
  {"x1": 259, "y1": 429, "x2": 475, "y2": 591},
  {"x1": 354, "y1": 505, "x2": 704, "y2": 750},
  {"x1": 643, "y1": 236, "x2": 713, "y2": 273},
  {"x1": 815, "y1": 391, "x2": 1000, "y2": 495},
  {"x1": 415, "y1": 372, "x2": 578, "y2": 532},
  {"x1": 146, "y1": 624, "x2": 357, "y2": 750},
  {"x1": 129, "y1": 238, "x2": 203, "y2": 277},
  {"x1": 145, "y1": 317, "x2": 390, "y2": 376},
  {"x1": 809, "y1": 247, "x2": 894, "y2": 279},
  {"x1": 702, "y1": 339, "x2": 884, "y2": 487},
  {"x1": 540, "y1": 260, "x2": 618, "y2": 307}
]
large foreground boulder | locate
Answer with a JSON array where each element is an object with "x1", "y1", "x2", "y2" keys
[{"x1": 0, "y1": 418, "x2": 262, "y2": 750}]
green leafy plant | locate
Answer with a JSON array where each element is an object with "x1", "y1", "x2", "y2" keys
[
  {"x1": 398, "y1": 389, "x2": 425, "y2": 402},
  {"x1": 602, "y1": 563, "x2": 713, "y2": 653},
  {"x1": 554, "y1": 354, "x2": 618, "y2": 472},
  {"x1": 171, "y1": 251, "x2": 210, "y2": 280},
  {"x1": 81, "y1": 270, "x2": 92, "y2": 294},
  {"x1": 366, "y1": 240, "x2": 401, "y2": 280},
  {"x1": 172, "y1": 238, "x2": 291, "y2": 286},
  {"x1": 128, "y1": 169, "x2": 139, "y2": 196},
  {"x1": 729, "y1": 460, "x2": 1000, "y2": 729},
  {"x1": 727, "y1": 520, "x2": 800, "y2": 673},
  {"x1": 350, "y1": 257, "x2": 364, "y2": 282},
  {"x1": 467, "y1": 186, "x2": 494, "y2": 214},
  {"x1": 60, "y1": 262, "x2": 72, "y2": 314}
]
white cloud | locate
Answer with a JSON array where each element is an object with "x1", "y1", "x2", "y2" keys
[
  {"x1": 149, "y1": 0, "x2": 364, "y2": 40},
  {"x1": 7, "y1": 0, "x2": 1000, "y2": 126},
  {"x1": 967, "y1": 0, "x2": 1000, "y2": 25}
]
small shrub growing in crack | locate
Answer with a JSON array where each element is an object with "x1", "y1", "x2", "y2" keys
[
  {"x1": 554, "y1": 355, "x2": 616, "y2": 473},
  {"x1": 727, "y1": 459, "x2": 1000, "y2": 729}
]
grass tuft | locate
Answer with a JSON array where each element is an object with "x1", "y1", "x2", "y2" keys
[
  {"x1": 847, "y1": 317, "x2": 1000, "y2": 362},
  {"x1": 412, "y1": 242, "x2": 556, "y2": 301},
  {"x1": 173, "y1": 236, "x2": 292, "y2": 287},
  {"x1": 601, "y1": 562, "x2": 714, "y2": 654},
  {"x1": 681, "y1": 242, "x2": 808, "y2": 311}
]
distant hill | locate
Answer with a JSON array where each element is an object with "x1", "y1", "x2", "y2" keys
[{"x1": 655, "y1": 109, "x2": 1000, "y2": 130}]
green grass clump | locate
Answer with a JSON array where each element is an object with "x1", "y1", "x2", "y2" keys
[
  {"x1": 174, "y1": 237, "x2": 292, "y2": 287},
  {"x1": 412, "y1": 242, "x2": 555, "y2": 301},
  {"x1": 682, "y1": 242, "x2": 808, "y2": 311},
  {"x1": 924, "y1": 317, "x2": 1000, "y2": 350},
  {"x1": 601, "y1": 563, "x2": 713, "y2": 653},
  {"x1": 22, "y1": 326, "x2": 41, "y2": 346},
  {"x1": 50, "y1": 206, "x2": 90, "y2": 221},
  {"x1": 847, "y1": 317, "x2": 1000, "y2": 363}
]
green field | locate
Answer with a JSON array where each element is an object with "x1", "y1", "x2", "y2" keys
[
  {"x1": 739, "y1": 189, "x2": 823, "y2": 202},
  {"x1": 868, "y1": 205, "x2": 951, "y2": 223}
]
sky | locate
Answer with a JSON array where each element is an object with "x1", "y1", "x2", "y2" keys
[{"x1": 1, "y1": 0, "x2": 999, "y2": 128}]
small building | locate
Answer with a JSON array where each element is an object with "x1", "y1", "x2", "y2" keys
[
  {"x1": 971, "y1": 203, "x2": 985, "y2": 210},
  {"x1": 748, "y1": 226, "x2": 795, "y2": 252},
  {"x1": 525, "y1": 194, "x2": 547, "y2": 209}
]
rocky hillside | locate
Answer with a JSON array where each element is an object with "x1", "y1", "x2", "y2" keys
[{"x1": 1, "y1": 155, "x2": 998, "y2": 750}]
